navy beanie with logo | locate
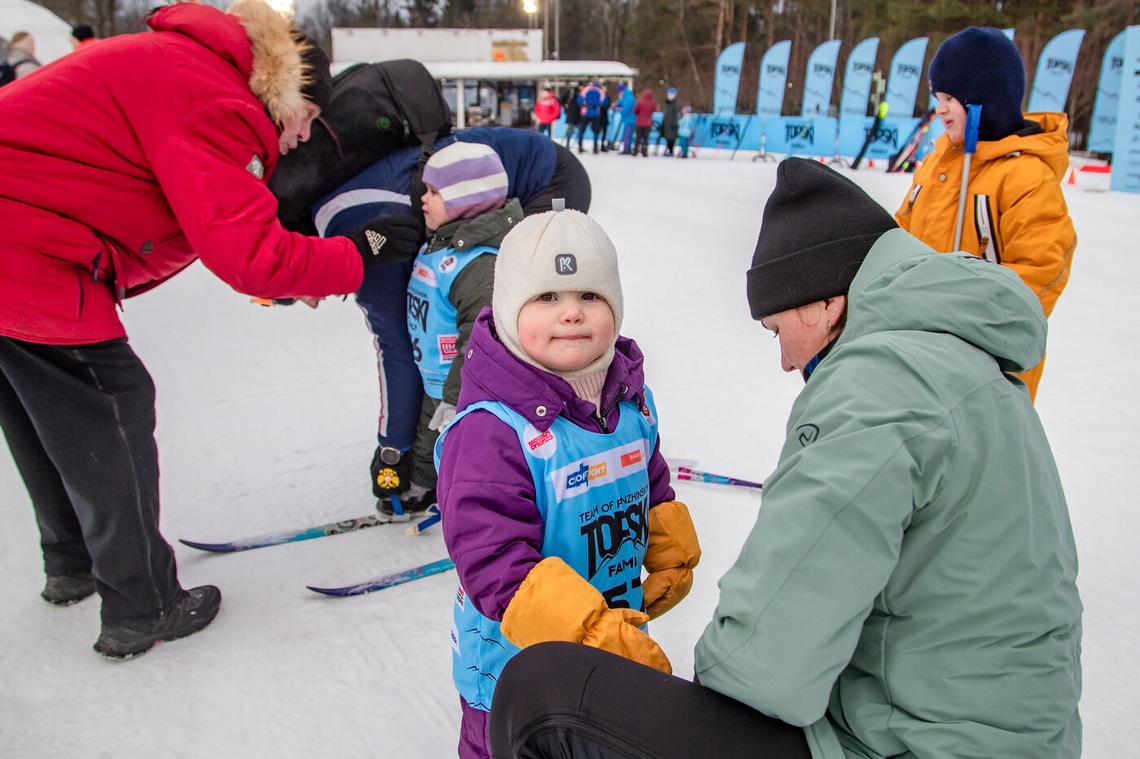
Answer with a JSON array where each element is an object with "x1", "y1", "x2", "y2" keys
[{"x1": 929, "y1": 27, "x2": 1026, "y2": 142}]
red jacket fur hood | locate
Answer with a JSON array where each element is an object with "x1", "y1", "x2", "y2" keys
[{"x1": 0, "y1": 0, "x2": 362, "y2": 345}]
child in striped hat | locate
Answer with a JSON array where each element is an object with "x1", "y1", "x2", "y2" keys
[{"x1": 377, "y1": 142, "x2": 523, "y2": 520}]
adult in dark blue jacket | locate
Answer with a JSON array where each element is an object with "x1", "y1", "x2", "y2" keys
[
  {"x1": 311, "y1": 127, "x2": 591, "y2": 507},
  {"x1": 576, "y1": 80, "x2": 608, "y2": 154}
]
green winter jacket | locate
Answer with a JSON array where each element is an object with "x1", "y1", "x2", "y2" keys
[{"x1": 694, "y1": 229, "x2": 1082, "y2": 758}]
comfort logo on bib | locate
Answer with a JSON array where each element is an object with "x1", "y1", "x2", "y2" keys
[
  {"x1": 523, "y1": 424, "x2": 557, "y2": 459},
  {"x1": 439, "y1": 255, "x2": 457, "y2": 273}
]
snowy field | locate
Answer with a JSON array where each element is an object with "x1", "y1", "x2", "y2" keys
[{"x1": 1, "y1": 148, "x2": 1136, "y2": 758}]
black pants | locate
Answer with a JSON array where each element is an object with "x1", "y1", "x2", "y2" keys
[
  {"x1": 0, "y1": 336, "x2": 181, "y2": 623},
  {"x1": 490, "y1": 642, "x2": 812, "y2": 758},
  {"x1": 521, "y1": 144, "x2": 592, "y2": 216},
  {"x1": 579, "y1": 116, "x2": 603, "y2": 152},
  {"x1": 634, "y1": 126, "x2": 651, "y2": 155}
]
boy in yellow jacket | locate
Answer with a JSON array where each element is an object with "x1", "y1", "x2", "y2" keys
[{"x1": 895, "y1": 27, "x2": 1076, "y2": 401}]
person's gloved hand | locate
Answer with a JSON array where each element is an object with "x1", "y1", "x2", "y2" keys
[
  {"x1": 346, "y1": 215, "x2": 424, "y2": 268},
  {"x1": 429, "y1": 402, "x2": 457, "y2": 432}
]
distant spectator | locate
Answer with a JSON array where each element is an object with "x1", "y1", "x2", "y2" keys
[
  {"x1": 6, "y1": 31, "x2": 40, "y2": 79},
  {"x1": 533, "y1": 86, "x2": 560, "y2": 138},
  {"x1": 561, "y1": 85, "x2": 582, "y2": 149},
  {"x1": 677, "y1": 105, "x2": 695, "y2": 158},
  {"x1": 576, "y1": 79, "x2": 607, "y2": 154},
  {"x1": 613, "y1": 83, "x2": 636, "y2": 154},
  {"x1": 632, "y1": 88, "x2": 657, "y2": 157},
  {"x1": 659, "y1": 87, "x2": 681, "y2": 156},
  {"x1": 70, "y1": 24, "x2": 98, "y2": 50}
]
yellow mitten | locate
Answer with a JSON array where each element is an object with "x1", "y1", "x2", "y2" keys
[
  {"x1": 501, "y1": 556, "x2": 672, "y2": 674},
  {"x1": 641, "y1": 500, "x2": 701, "y2": 619}
]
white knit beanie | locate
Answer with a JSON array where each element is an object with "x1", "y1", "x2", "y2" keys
[
  {"x1": 421, "y1": 142, "x2": 509, "y2": 223},
  {"x1": 492, "y1": 210, "x2": 624, "y2": 379}
]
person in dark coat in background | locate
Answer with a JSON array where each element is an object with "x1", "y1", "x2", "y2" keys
[
  {"x1": 561, "y1": 85, "x2": 583, "y2": 149},
  {"x1": 659, "y1": 87, "x2": 681, "y2": 156},
  {"x1": 632, "y1": 88, "x2": 658, "y2": 157}
]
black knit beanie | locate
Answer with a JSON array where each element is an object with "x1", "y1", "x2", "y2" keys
[
  {"x1": 746, "y1": 158, "x2": 898, "y2": 320},
  {"x1": 298, "y1": 37, "x2": 333, "y2": 112},
  {"x1": 929, "y1": 27, "x2": 1026, "y2": 142}
]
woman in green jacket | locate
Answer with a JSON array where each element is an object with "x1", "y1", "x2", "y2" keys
[{"x1": 487, "y1": 158, "x2": 1082, "y2": 759}]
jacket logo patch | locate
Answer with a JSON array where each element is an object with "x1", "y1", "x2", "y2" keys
[
  {"x1": 523, "y1": 424, "x2": 556, "y2": 460},
  {"x1": 796, "y1": 423, "x2": 820, "y2": 447},
  {"x1": 438, "y1": 334, "x2": 458, "y2": 362},
  {"x1": 246, "y1": 155, "x2": 265, "y2": 179}
]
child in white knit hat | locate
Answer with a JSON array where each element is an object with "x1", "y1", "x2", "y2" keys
[
  {"x1": 433, "y1": 209, "x2": 700, "y2": 758},
  {"x1": 376, "y1": 141, "x2": 523, "y2": 520}
]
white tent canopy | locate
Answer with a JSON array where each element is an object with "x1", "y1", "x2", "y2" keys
[{"x1": 2, "y1": 0, "x2": 73, "y2": 65}]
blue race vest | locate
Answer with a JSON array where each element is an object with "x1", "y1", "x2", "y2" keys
[
  {"x1": 437, "y1": 390, "x2": 660, "y2": 712},
  {"x1": 406, "y1": 245, "x2": 497, "y2": 399}
]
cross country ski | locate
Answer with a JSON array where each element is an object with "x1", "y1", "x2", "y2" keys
[
  {"x1": 674, "y1": 466, "x2": 763, "y2": 490},
  {"x1": 307, "y1": 558, "x2": 456, "y2": 596},
  {"x1": 179, "y1": 506, "x2": 439, "y2": 553}
]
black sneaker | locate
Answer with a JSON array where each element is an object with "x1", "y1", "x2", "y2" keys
[
  {"x1": 377, "y1": 485, "x2": 436, "y2": 522},
  {"x1": 94, "y1": 585, "x2": 221, "y2": 660},
  {"x1": 41, "y1": 573, "x2": 96, "y2": 606}
]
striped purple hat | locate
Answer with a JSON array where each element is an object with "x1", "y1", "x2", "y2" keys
[{"x1": 422, "y1": 142, "x2": 509, "y2": 223}]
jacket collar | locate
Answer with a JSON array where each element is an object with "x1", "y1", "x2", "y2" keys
[{"x1": 148, "y1": 0, "x2": 306, "y2": 124}]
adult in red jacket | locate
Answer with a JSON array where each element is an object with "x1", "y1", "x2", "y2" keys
[
  {"x1": 0, "y1": 0, "x2": 421, "y2": 660},
  {"x1": 632, "y1": 88, "x2": 658, "y2": 156},
  {"x1": 533, "y1": 86, "x2": 561, "y2": 138}
]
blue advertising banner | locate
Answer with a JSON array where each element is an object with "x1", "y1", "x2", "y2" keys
[
  {"x1": 1027, "y1": 29, "x2": 1085, "y2": 113},
  {"x1": 713, "y1": 42, "x2": 746, "y2": 116},
  {"x1": 884, "y1": 37, "x2": 928, "y2": 118},
  {"x1": 757, "y1": 40, "x2": 792, "y2": 118},
  {"x1": 1111, "y1": 26, "x2": 1140, "y2": 193},
  {"x1": 838, "y1": 116, "x2": 921, "y2": 161},
  {"x1": 693, "y1": 114, "x2": 757, "y2": 151},
  {"x1": 1088, "y1": 30, "x2": 1126, "y2": 154},
  {"x1": 762, "y1": 117, "x2": 838, "y2": 156},
  {"x1": 840, "y1": 37, "x2": 879, "y2": 118},
  {"x1": 802, "y1": 40, "x2": 841, "y2": 117}
]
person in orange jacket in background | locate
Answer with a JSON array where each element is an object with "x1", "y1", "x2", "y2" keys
[{"x1": 895, "y1": 27, "x2": 1076, "y2": 402}]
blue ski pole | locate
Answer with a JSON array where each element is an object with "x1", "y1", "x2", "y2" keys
[{"x1": 952, "y1": 104, "x2": 982, "y2": 251}]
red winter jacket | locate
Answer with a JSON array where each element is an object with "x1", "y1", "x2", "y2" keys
[
  {"x1": 533, "y1": 93, "x2": 561, "y2": 125},
  {"x1": 633, "y1": 89, "x2": 657, "y2": 128},
  {"x1": 0, "y1": 1, "x2": 363, "y2": 345}
]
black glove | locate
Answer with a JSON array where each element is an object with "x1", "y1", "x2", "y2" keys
[
  {"x1": 371, "y1": 445, "x2": 412, "y2": 498},
  {"x1": 347, "y1": 215, "x2": 424, "y2": 268}
]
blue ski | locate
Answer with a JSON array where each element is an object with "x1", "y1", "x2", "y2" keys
[
  {"x1": 179, "y1": 506, "x2": 440, "y2": 553},
  {"x1": 306, "y1": 558, "x2": 456, "y2": 596}
]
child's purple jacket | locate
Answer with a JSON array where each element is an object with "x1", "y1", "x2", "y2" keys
[{"x1": 437, "y1": 308, "x2": 677, "y2": 621}]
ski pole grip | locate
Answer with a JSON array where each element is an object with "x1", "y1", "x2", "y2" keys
[{"x1": 963, "y1": 104, "x2": 982, "y2": 153}]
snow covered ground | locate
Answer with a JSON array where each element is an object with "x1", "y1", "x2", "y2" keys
[{"x1": 2, "y1": 149, "x2": 1136, "y2": 758}]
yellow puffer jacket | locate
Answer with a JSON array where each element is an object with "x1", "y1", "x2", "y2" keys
[{"x1": 895, "y1": 112, "x2": 1076, "y2": 401}]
